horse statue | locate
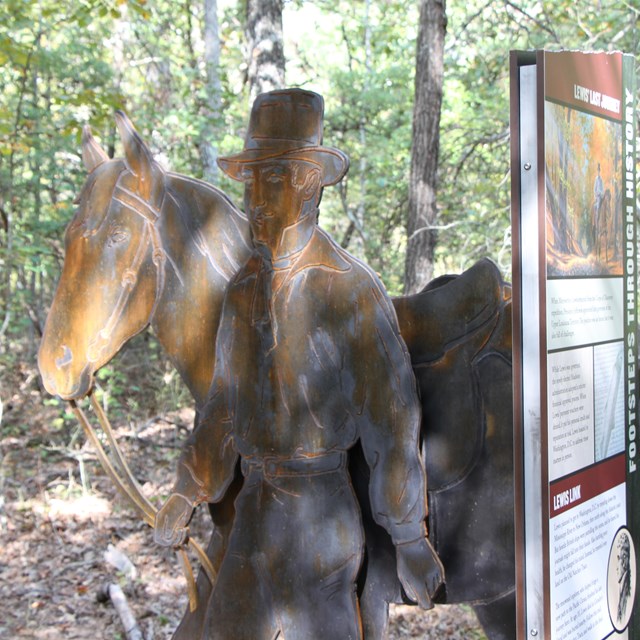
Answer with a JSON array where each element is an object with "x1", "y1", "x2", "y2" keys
[{"x1": 38, "y1": 113, "x2": 515, "y2": 640}]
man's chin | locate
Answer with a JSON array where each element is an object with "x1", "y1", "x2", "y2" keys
[{"x1": 251, "y1": 229, "x2": 277, "y2": 248}]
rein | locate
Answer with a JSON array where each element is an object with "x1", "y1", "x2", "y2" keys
[
  {"x1": 72, "y1": 172, "x2": 214, "y2": 609},
  {"x1": 69, "y1": 393, "x2": 216, "y2": 612}
]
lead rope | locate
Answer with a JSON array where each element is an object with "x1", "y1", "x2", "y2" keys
[
  {"x1": 68, "y1": 395, "x2": 216, "y2": 612},
  {"x1": 74, "y1": 174, "x2": 215, "y2": 610}
]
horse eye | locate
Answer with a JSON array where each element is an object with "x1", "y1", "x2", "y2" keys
[{"x1": 108, "y1": 225, "x2": 129, "y2": 246}]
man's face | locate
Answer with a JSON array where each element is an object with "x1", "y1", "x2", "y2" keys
[{"x1": 242, "y1": 159, "x2": 320, "y2": 247}]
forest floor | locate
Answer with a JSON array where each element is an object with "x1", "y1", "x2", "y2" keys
[{"x1": 0, "y1": 364, "x2": 487, "y2": 639}]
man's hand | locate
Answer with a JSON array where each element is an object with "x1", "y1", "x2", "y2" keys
[
  {"x1": 154, "y1": 493, "x2": 195, "y2": 547},
  {"x1": 396, "y1": 536, "x2": 445, "y2": 610}
]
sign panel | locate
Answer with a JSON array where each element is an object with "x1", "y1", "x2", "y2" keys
[{"x1": 511, "y1": 49, "x2": 638, "y2": 640}]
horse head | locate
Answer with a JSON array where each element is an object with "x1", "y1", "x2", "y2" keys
[{"x1": 38, "y1": 113, "x2": 170, "y2": 399}]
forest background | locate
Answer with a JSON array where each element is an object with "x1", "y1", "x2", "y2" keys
[
  {"x1": 0, "y1": 1, "x2": 638, "y2": 636},
  {"x1": 2, "y1": 0, "x2": 639, "y2": 416}
]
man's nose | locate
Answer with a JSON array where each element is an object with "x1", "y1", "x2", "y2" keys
[{"x1": 248, "y1": 181, "x2": 264, "y2": 208}]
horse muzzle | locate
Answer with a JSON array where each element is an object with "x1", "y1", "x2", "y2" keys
[{"x1": 38, "y1": 343, "x2": 94, "y2": 400}]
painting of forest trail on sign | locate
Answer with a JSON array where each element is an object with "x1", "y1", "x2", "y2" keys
[{"x1": 545, "y1": 100, "x2": 624, "y2": 278}]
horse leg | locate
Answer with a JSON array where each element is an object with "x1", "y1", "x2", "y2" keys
[
  {"x1": 172, "y1": 464, "x2": 243, "y2": 640},
  {"x1": 472, "y1": 590, "x2": 516, "y2": 640},
  {"x1": 358, "y1": 544, "x2": 397, "y2": 640},
  {"x1": 348, "y1": 442, "x2": 401, "y2": 640}
]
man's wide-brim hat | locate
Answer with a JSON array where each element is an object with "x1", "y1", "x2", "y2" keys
[{"x1": 218, "y1": 89, "x2": 349, "y2": 187}]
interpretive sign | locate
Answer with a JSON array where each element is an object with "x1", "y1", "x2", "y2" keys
[{"x1": 511, "y1": 50, "x2": 638, "y2": 640}]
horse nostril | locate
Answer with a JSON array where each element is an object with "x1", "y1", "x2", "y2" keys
[{"x1": 55, "y1": 345, "x2": 74, "y2": 370}]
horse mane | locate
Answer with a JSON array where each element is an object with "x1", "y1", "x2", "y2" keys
[
  {"x1": 163, "y1": 171, "x2": 251, "y2": 284},
  {"x1": 142, "y1": 169, "x2": 252, "y2": 406},
  {"x1": 167, "y1": 171, "x2": 241, "y2": 219}
]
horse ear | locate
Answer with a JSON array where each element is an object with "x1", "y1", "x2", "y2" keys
[
  {"x1": 114, "y1": 110, "x2": 155, "y2": 199},
  {"x1": 82, "y1": 126, "x2": 109, "y2": 172}
]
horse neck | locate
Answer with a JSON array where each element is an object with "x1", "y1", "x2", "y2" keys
[{"x1": 150, "y1": 173, "x2": 251, "y2": 409}]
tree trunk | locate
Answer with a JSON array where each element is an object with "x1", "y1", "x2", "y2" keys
[
  {"x1": 245, "y1": 0, "x2": 285, "y2": 102},
  {"x1": 200, "y1": 0, "x2": 223, "y2": 184},
  {"x1": 28, "y1": 32, "x2": 43, "y2": 356},
  {"x1": 354, "y1": 0, "x2": 371, "y2": 256},
  {"x1": 404, "y1": 0, "x2": 446, "y2": 294}
]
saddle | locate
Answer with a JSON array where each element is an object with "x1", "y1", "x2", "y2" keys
[
  {"x1": 394, "y1": 257, "x2": 512, "y2": 491},
  {"x1": 400, "y1": 258, "x2": 513, "y2": 606},
  {"x1": 352, "y1": 259, "x2": 513, "y2": 639}
]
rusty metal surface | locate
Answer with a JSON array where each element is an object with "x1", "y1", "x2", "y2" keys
[{"x1": 38, "y1": 97, "x2": 515, "y2": 640}]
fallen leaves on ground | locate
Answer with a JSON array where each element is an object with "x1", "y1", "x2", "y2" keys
[{"x1": 1, "y1": 379, "x2": 487, "y2": 639}]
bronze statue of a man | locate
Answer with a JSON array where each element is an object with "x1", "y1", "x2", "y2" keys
[{"x1": 155, "y1": 89, "x2": 443, "y2": 638}]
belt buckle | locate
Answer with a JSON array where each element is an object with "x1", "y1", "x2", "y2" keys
[
  {"x1": 241, "y1": 457, "x2": 260, "y2": 476},
  {"x1": 263, "y1": 457, "x2": 278, "y2": 478}
]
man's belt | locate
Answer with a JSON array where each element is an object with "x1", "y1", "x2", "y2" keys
[{"x1": 241, "y1": 450, "x2": 347, "y2": 478}]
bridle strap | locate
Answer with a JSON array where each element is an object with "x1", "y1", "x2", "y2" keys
[
  {"x1": 113, "y1": 185, "x2": 160, "y2": 224},
  {"x1": 114, "y1": 183, "x2": 169, "y2": 319},
  {"x1": 86, "y1": 177, "x2": 168, "y2": 364}
]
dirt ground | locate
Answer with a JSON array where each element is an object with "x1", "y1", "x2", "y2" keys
[{"x1": 0, "y1": 368, "x2": 487, "y2": 640}]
